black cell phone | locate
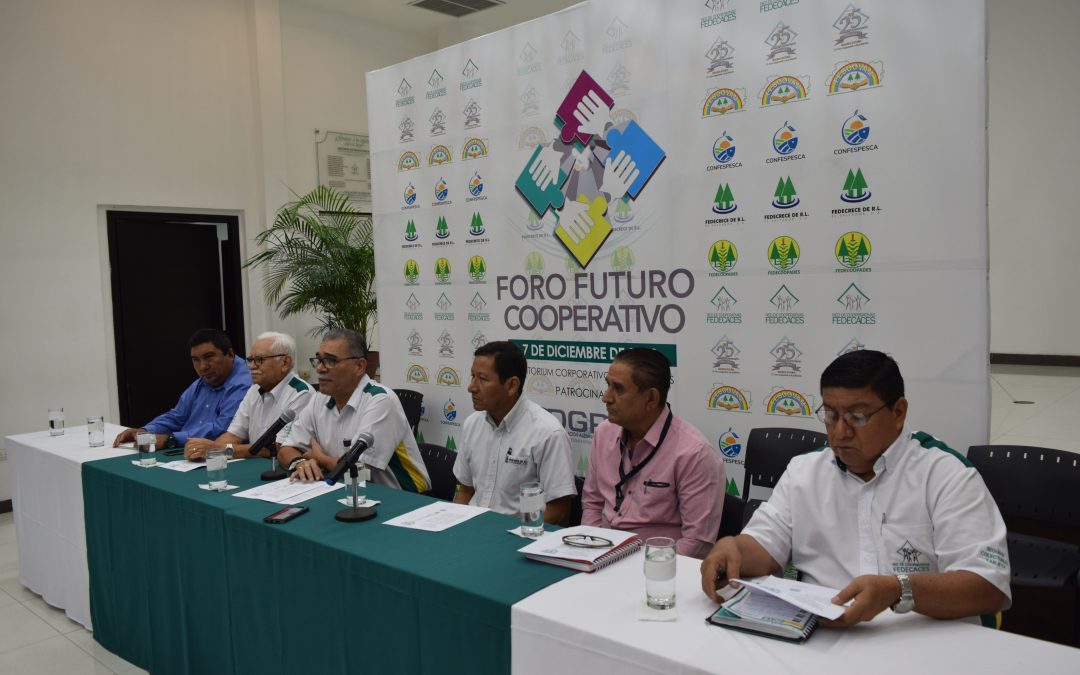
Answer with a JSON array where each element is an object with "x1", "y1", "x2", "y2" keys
[
  {"x1": 163, "y1": 449, "x2": 185, "y2": 456},
  {"x1": 263, "y1": 506, "x2": 309, "y2": 524}
]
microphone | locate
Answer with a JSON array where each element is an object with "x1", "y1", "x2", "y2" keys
[
  {"x1": 249, "y1": 408, "x2": 297, "y2": 457},
  {"x1": 325, "y1": 432, "x2": 374, "y2": 485}
]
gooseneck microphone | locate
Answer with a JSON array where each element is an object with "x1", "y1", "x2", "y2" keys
[
  {"x1": 327, "y1": 432, "x2": 377, "y2": 522},
  {"x1": 325, "y1": 432, "x2": 374, "y2": 485},
  {"x1": 257, "y1": 408, "x2": 297, "y2": 481}
]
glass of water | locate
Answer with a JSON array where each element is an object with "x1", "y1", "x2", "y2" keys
[
  {"x1": 136, "y1": 432, "x2": 157, "y2": 466},
  {"x1": 87, "y1": 416, "x2": 105, "y2": 447},
  {"x1": 48, "y1": 408, "x2": 65, "y2": 436},
  {"x1": 206, "y1": 448, "x2": 228, "y2": 490},
  {"x1": 519, "y1": 481, "x2": 545, "y2": 538},
  {"x1": 644, "y1": 536, "x2": 677, "y2": 610}
]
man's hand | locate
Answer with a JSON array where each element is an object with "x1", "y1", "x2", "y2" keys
[
  {"x1": 184, "y1": 437, "x2": 215, "y2": 461},
  {"x1": 112, "y1": 427, "x2": 142, "y2": 448},
  {"x1": 600, "y1": 150, "x2": 640, "y2": 202},
  {"x1": 822, "y1": 574, "x2": 901, "y2": 627},
  {"x1": 700, "y1": 537, "x2": 743, "y2": 603},
  {"x1": 290, "y1": 457, "x2": 323, "y2": 483}
]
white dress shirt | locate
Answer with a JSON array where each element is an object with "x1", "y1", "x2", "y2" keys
[{"x1": 226, "y1": 371, "x2": 312, "y2": 444}]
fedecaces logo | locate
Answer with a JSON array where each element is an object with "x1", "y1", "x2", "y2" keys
[{"x1": 515, "y1": 69, "x2": 666, "y2": 268}]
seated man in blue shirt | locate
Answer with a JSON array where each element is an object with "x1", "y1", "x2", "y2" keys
[{"x1": 112, "y1": 328, "x2": 252, "y2": 449}]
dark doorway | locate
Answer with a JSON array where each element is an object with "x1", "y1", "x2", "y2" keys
[{"x1": 107, "y1": 211, "x2": 246, "y2": 427}]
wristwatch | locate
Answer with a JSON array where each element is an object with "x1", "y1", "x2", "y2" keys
[
  {"x1": 164, "y1": 434, "x2": 179, "y2": 449},
  {"x1": 288, "y1": 457, "x2": 309, "y2": 472},
  {"x1": 891, "y1": 573, "x2": 914, "y2": 613}
]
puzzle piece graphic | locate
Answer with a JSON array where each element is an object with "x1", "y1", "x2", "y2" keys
[
  {"x1": 555, "y1": 194, "x2": 612, "y2": 268},
  {"x1": 555, "y1": 71, "x2": 614, "y2": 146},
  {"x1": 515, "y1": 144, "x2": 569, "y2": 217},
  {"x1": 604, "y1": 120, "x2": 666, "y2": 199}
]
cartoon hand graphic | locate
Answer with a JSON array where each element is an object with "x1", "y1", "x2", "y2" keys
[
  {"x1": 573, "y1": 90, "x2": 610, "y2": 139},
  {"x1": 528, "y1": 144, "x2": 563, "y2": 192},
  {"x1": 557, "y1": 198, "x2": 594, "y2": 245},
  {"x1": 601, "y1": 150, "x2": 640, "y2": 202}
]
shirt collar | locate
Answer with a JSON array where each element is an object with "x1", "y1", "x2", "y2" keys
[
  {"x1": 262, "y1": 370, "x2": 300, "y2": 399},
  {"x1": 619, "y1": 404, "x2": 672, "y2": 452},
  {"x1": 485, "y1": 395, "x2": 526, "y2": 431}
]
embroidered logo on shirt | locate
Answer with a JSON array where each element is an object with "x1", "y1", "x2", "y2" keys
[
  {"x1": 892, "y1": 540, "x2": 931, "y2": 573},
  {"x1": 505, "y1": 448, "x2": 528, "y2": 466}
]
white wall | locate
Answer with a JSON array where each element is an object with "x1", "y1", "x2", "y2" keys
[{"x1": 988, "y1": 0, "x2": 1080, "y2": 355}]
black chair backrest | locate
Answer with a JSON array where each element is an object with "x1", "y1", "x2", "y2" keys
[
  {"x1": 742, "y1": 427, "x2": 827, "y2": 501},
  {"x1": 717, "y1": 492, "x2": 745, "y2": 539},
  {"x1": 968, "y1": 445, "x2": 1080, "y2": 544},
  {"x1": 394, "y1": 388, "x2": 423, "y2": 438},
  {"x1": 419, "y1": 442, "x2": 457, "y2": 501},
  {"x1": 568, "y1": 475, "x2": 586, "y2": 527}
]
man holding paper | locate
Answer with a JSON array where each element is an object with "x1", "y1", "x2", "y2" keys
[
  {"x1": 453, "y1": 340, "x2": 576, "y2": 524},
  {"x1": 582, "y1": 348, "x2": 725, "y2": 559},
  {"x1": 183, "y1": 331, "x2": 312, "y2": 460},
  {"x1": 700, "y1": 350, "x2": 1011, "y2": 626},
  {"x1": 279, "y1": 328, "x2": 429, "y2": 493}
]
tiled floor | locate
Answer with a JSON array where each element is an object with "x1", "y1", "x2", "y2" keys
[{"x1": 0, "y1": 364, "x2": 1077, "y2": 672}]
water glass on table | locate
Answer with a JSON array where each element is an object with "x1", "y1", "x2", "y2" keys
[
  {"x1": 519, "y1": 481, "x2": 545, "y2": 538},
  {"x1": 48, "y1": 408, "x2": 65, "y2": 436},
  {"x1": 136, "y1": 432, "x2": 157, "y2": 466},
  {"x1": 87, "y1": 416, "x2": 105, "y2": 447},
  {"x1": 206, "y1": 448, "x2": 228, "y2": 490},
  {"x1": 644, "y1": 536, "x2": 676, "y2": 610}
]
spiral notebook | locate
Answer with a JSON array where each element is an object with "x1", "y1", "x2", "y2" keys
[
  {"x1": 518, "y1": 525, "x2": 641, "y2": 572},
  {"x1": 706, "y1": 585, "x2": 819, "y2": 643}
]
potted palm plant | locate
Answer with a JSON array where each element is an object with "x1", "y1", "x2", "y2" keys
[{"x1": 245, "y1": 185, "x2": 379, "y2": 375}]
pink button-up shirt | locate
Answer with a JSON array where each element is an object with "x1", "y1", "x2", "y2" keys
[{"x1": 581, "y1": 406, "x2": 725, "y2": 558}]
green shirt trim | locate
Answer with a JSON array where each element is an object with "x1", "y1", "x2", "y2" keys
[
  {"x1": 288, "y1": 377, "x2": 310, "y2": 394},
  {"x1": 911, "y1": 431, "x2": 973, "y2": 467}
]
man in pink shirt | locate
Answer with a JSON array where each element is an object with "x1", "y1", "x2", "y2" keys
[{"x1": 582, "y1": 348, "x2": 725, "y2": 558}]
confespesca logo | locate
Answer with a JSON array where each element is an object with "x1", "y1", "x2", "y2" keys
[
  {"x1": 841, "y1": 168, "x2": 871, "y2": 202},
  {"x1": 835, "y1": 231, "x2": 872, "y2": 271},
  {"x1": 760, "y1": 75, "x2": 809, "y2": 107},
  {"x1": 707, "y1": 384, "x2": 751, "y2": 412},
  {"x1": 429, "y1": 107, "x2": 446, "y2": 136},
  {"x1": 462, "y1": 137, "x2": 487, "y2": 160},
  {"x1": 434, "y1": 257, "x2": 451, "y2": 284},
  {"x1": 428, "y1": 145, "x2": 452, "y2": 166},
  {"x1": 403, "y1": 183, "x2": 417, "y2": 207},
  {"x1": 468, "y1": 173, "x2": 484, "y2": 197},
  {"x1": 708, "y1": 240, "x2": 739, "y2": 275},
  {"x1": 442, "y1": 398, "x2": 458, "y2": 422},
  {"x1": 764, "y1": 21, "x2": 798, "y2": 65},
  {"x1": 399, "y1": 116, "x2": 414, "y2": 142},
  {"x1": 703, "y1": 88, "x2": 745, "y2": 117},
  {"x1": 468, "y1": 255, "x2": 487, "y2": 283},
  {"x1": 765, "y1": 388, "x2": 814, "y2": 417},
  {"x1": 706, "y1": 36, "x2": 735, "y2": 77},
  {"x1": 404, "y1": 219, "x2": 418, "y2": 242},
  {"x1": 768, "y1": 236, "x2": 801, "y2": 274},
  {"x1": 436, "y1": 366, "x2": 460, "y2": 387},
  {"x1": 712, "y1": 183, "x2": 737, "y2": 214},
  {"x1": 842, "y1": 109, "x2": 871, "y2": 146},
  {"x1": 834, "y1": 4, "x2": 870, "y2": 50},
  {"x1": 828, "y1": 61, "x2": 884, "y2": 95},
  {"x1": 772, "y1": 122, "x2": 799, "y2": 155},
  {"x1": 713, "y1": 131, "x2": 736, "y2": 164},
  {"x1": 463, "y1": 99, "x2": 481, "y2": 129},
  {"x1": 833, "y1": 282, "x2": 875, "y2": 324},
  {"x1": 405, "y1": 363, "x2": 429, "y2": 383},
  {"x1": 403, "y1": 259, "x2": 420, "y2": 285},
  {"x1": 770, "y1": 336, "x2": 803, "y2": 376},
  {"x1": 718, "y1": 427, "x2": 742, "y2": 458},
  {"x1": 434, "y1": 178, "x2": 449, "y2": 204},
  {"x1": 397, "y1": 151, "x2": 420, "y2": 171},
  {"x1": 711, "y1": 335, "x2": 741, "y2": 373},
  {"x1": 771, "y1": 176, "x2": 800, "y2": 209}
]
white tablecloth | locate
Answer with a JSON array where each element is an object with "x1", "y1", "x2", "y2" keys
[
  {"x1": 7, "y1": 424, "x2": 132, "y2": 629},
  {"x1": 511, "y1": 552, "x2": 1080, "y2": 675}
]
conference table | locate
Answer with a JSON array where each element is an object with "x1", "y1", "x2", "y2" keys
[{"x1": 6, "y1": 423, "x2": 130, "y2": 629}]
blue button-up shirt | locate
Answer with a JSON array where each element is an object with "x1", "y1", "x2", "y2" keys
[{"x1": 145, "y1": 355, "x2": 252, "y2": 444}]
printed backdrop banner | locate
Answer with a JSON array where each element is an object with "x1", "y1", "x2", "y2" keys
[{"x1": 366, "y1": 0, "x2": 988, "y2": 494}]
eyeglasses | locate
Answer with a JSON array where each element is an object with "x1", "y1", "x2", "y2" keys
[
  {"x1": 309, "y1": 355, "x2": 362, "y2": 369},
  {"x1": 815, "y1": 402, "x2": 893, "y2": 428},
  {"x1": 562, "y1": 534, "x2": 613, "y2": 549},
  {"x1": 246, "y1": 354, "x2": 287, "y2": 367}
]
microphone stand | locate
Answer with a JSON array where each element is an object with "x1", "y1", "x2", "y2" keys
[
  {"x1": 260, "y1": 442, "x2": 288, "y2": 481},
  {"x1": 336, "y1": 461, "x2": 377, "y2": 522}
]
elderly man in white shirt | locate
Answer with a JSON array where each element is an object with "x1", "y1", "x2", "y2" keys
[
  {"x1": 700, "y1": 349, "x2": 1011, "y2": 627},
  {"x1": 184, "y1": 331, "x2": 312, "y2": 459},
  {"x1": 454, "y1": 340, "x2": 576, "y2": 524}
]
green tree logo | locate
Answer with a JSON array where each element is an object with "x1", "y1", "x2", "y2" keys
[
  {"x1": 841, "y1": 168, "x2": 871, "y2": 202},
  {"x1": 434, "y1": 257, "x2": 451, "y2": 283},
  {"x1": 404, "y1": 219, "x2": 418, "y2": 241},
  {"x1": 525, "y1": 251, "x2": 545, "y2": 274},
  {"x1": 435, "y1": 215, "x2": 449, "y2": 239},
  {"x1": 404, "y1": 259, "x2": 420, "y2": 284},
  {"x1": 611, "y1": 246, "x2": 635, "y2": 271},
  {"x1": 835, "y1": 231, "x2": 871, "y2": 268},
  {"x1": 613, "y1": 197, "x2": 633, "y2": 222},
  {"x1": 468, "y1": 255, "x2": 487, "y2": 282},
  {"x1": 712, "y1": 183, "x2": 736, "y2": 214},
  {"x1": 725, "y1": 477, "x2": 740, "y2": 497},
  {"x1": 470, "y1": 212, "x2": 485, "y2": 235},
  {"x1": 445, "y1": 436, "x2": 458, "y2": 451},
  {"x1": 768, "y1": 236, "x2": 801, "y2": 271},
  {"x1": 771, "y1": 176, "x2": 799, "y2": 208},
  {"x1": 709, "y1": 240, "x2": 738, "y2": 272}
]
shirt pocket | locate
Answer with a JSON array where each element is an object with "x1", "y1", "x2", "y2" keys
[
  {"x1": 502, "y1": 446, "x2": 537, "y2": 483},
  {"x1": 636, "y1": 477, "x2": 677, "y2": 520},
  {"x1": 879, "y1": 522, "x2": 937, "y2": 575}
]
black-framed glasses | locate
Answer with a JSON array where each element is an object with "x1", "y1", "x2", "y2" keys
[
  {"x1": 309, "y1": 355, "x2": 362, "y2": 369},
  {"x1": 246, "y1": 354, "x2": 287, "y2": 367},
  {"x1": 815, "y1": 402, "x2": 892, "y2": 428},
  {"x1": 562, "y1": 534, "x2": 613, "y2": 549}
]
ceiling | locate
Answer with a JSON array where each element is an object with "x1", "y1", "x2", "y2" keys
[{"x1": 296, "y1": 0, "x2": 582, "y2": 43}]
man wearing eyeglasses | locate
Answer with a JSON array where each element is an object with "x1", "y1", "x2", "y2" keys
[
  {"x1": 112, "y1": 328, "x2": 252, "y2": 449},
  {"x1": 279, "y1": 328, "x2": 430, "y2": 493},
  {"x1": 182, "y1": 331, "x2": 312, "y2": 460},
  {"x1": 700, "y1": 350, "x2": 1010, "y2": 626}
]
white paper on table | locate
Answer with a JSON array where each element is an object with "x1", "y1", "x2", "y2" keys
[
  {"x1": 336, "y1": 497, "x2": 381, "y2": 507},
  {"x1": 734, "y1": 576, "x2": 846, "y2": 620},
  {"x1": 155, "y1": 460, "x2": 206, "y2": 473},
  {"x1": 383, "y1": 502, "x2": 488, "y2": 532},
  {"x1": 198, "y1": 483, "x2": 240, "y2": 491},
  {"x1": 232, "y1": 477, "x2": 344, "y2": 504}
]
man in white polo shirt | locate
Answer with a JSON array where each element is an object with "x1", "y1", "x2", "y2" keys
[
  {"x1": 280, "y1": 328, "x2": 429, "y2": 493},
  {"x1": 700, "y1": 350, "x2": 1011, "y2": 626},
  {"x1": 453, "y1": 341, "x2": 576, "y2": 524},
  {"x1": 183, "y1": 331, "x2": 312, "y2": 460}
]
